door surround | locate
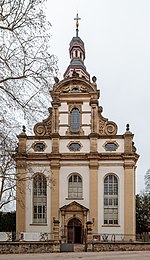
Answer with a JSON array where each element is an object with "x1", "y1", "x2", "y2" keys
[{"x1": 60, "y1": 201, "x2": 89, "y2": 243}]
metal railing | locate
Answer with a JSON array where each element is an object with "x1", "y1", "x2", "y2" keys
[{"x1": 0, "y1": 231, "x2": 149, "y2": 243}]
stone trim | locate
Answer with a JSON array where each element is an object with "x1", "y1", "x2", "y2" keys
[
  {"x1": 67, "y1": 140, "x2": 82, "y2": 151},
  {"x1": 65, "y1": 197, "x2": 84, "y2": 200},
  {"x1": 103, "y1": 140, "x2": 119, "y2": 151},
  {"x1": 31, "y1": 141, "x2": 47, "y2": 152}
]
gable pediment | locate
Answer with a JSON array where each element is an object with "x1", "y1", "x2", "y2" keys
[
  {"x1": 60, "y1": 201, "x2": 88, "y2": 212},
  {"x1": 52, "y1": 77, "x2": 99, "y2": 96}
]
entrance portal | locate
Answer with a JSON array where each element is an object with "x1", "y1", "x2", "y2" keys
[{"x1": 67, "y1": 218, "x2": 82, "y2": 244}]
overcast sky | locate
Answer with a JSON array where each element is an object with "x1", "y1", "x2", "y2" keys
[{"x1": 46, "y1": 0, "x2": 150, "y2": 193}]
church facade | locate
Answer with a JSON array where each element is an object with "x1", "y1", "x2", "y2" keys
[{"x1": 15, "y1": 17, "x2": 139, "y2": 243}]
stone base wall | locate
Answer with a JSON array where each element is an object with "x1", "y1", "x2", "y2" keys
[
  {"x1": 0, "y1": 241, "x2": 150, "y2": 254},
  {"x1": 0, "y1": 242, "x2": 58, "y2": 254},
  {"x1": 92, "y1": 242, "x2": 150, "y2": 252}
]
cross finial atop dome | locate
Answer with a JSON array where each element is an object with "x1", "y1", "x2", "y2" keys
[
  {"x1": 64, "y1": 13, "x2": 90, "y2": 81},
  {"x1": 74, "y1": 13, "x2": 81, "y2": 37}
]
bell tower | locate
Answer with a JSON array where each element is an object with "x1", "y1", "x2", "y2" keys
[{"x1": 64, "y1": 13, "x2": 90, "y2": 81}]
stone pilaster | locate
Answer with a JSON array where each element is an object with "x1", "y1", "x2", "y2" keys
[
  {"x1": 50, "y1": 159, "x2": 60, "y2": 233},
  {"x1": 52, "y1": 134, "x2": 60, "y2": 153},
  {"x1": 53, "y1": 219, "x2": 60, "y2": 241},
  {"x1": 51, "y1": 97, "x2": 60, "y2": 134},
  {"x1": 123, "y1": 125, "x2": 139, "y2": 241},
  {"x1": 16, "y1": 159, "x2": 26, "y2": 236},
  {"x1": 86, "y1": 221, "x2": 93, "y2": 252},
  {"x1": 16, "y1": 129, "x2": 27, "y2": 236},
  {"x1": 90, "y1": 98, "x2": 99, "y2": 134},
  {"x1": 51, "y1": 96, "x2": 60, "y2": 154},
  {"x1": 18, "y1": 129, "x2": 27, "y2": 154},
  {"x1": 123, "y1": 126, "x2": 134, "y2": 154},
  {"x1": 89, "y1": 102, "x2": 99, "y2": 230},
  {"x1": 83, "y1": 211, "x2": 87, "y2": 230},
  {"x1": 53, "y1": 219, "x2": 60, "y2": 252},
  {"x1": 89, "y1": 157, "x2": 99, "y2": 233},
  {"x1": 90, "y1": 136, "x2": 98, "y2": 153},
  {"x1": 124, "y1": 160, "x2": 136, "y2": 241},
  {"x1": 61, "y1": 210, "x2": 66, "y2": 242}
]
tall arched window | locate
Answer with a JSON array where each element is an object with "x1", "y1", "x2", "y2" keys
[
  {"x1": 68, "y1": 174, "x2": 82, "y2": 198},
  {"x1": 104, "y1": 174, "x2": 118, "y2": 225},
  {"x1": 33, "y1": 174, "x2": 47, "y2": 223},
  {"x1": 70, "y1": 108, "x2": 80, "y2": 132}
]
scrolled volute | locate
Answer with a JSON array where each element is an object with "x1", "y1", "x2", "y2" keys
[
  {"x1": 104, "y1": 121, "x2": 118, "y2": 135},
  {"x1": 34, "y1": 123, "x2": 46, "y2": 136}
]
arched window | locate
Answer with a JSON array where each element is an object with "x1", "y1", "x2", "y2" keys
[
  {"x1": 68, "y1": 174, "x2": 82, "y2": 198},
  {"x1": 33, "y1": 174, "x2": 47, "y2": 223},
  {"x1": 70, "y1": 108, "x2": 80, "y2": 132},
  {"x1": 104, "y1": 174, "x2": 118, "y2": 225}
]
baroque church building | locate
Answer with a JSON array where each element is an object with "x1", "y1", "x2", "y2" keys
[{"x1": 16, "y1": 16, "x2": 139, "y2": 243}]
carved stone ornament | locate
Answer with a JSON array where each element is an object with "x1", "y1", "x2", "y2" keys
[
  {"x1": 62, "y1": 85, "x2": 71, "y2": 93},
  {"x1": 104, "y1": 121, "x2": 118, "y2": 135},
  {"x1": 52, "y1": 77, "x2": 98, "y2": 95},
  {"x1": 99, "y1": 119, "x2": 106, "y2": 134},
  {"x1": 34, "y1": 108, "x2": 52, "y2": 136},
  {"x1": 98, "y1": 110, "x2": 118, "y2": 135},
  {"x1": 62, "y1": 84, "x2": 88, "y2": 93},
  {"x1": 60, "y1": 201, "x2": 88, "y2": 213},
  {"x1": 99, "y1": 112, "x2": 107, "y2": 135},
  {"x1": 80, "y1": 85, "x2": 87, "y2": 92}
]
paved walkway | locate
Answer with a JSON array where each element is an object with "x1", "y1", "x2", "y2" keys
[{"x1": 0, "y1": 251, "x2": 150, "y2": 260}]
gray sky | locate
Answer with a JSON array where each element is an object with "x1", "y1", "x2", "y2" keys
[{"x1": 46, "y1": 0, "x2": 150, "y2": 193}]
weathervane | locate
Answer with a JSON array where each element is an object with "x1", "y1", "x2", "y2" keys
[{"x1": 74, "y1": 13, "x2": 81, "y2": 37}]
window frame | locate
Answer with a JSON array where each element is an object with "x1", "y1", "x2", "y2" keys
[
  {"x1": 68, "y1": 173, "x2": 83, "y2": 199},
  {"x1": 32, "y1": 141, "x2": 47, "y2": 152},
  {"x1": 67, "y1": 141, "x2": 82, "y2": 152},
  {"x1": 103, "y1": 141, "x2": 119, "y2": 152},
  {"x1": 67, "y1": 104, "x2": 83, "y2": 135},
  {"x1": 70, "y1": 107, "x2": 80, "y2": 133},
  {"x1": 103, "y1": 174, "x2": 119, "y2": 226},
  {"x1": 32, "y1": 173, "x2": 47, "y2": 224}
]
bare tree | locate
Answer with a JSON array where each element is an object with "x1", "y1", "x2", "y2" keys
[
  {"x1": 0, "y1": 0, "x2": 58, "y2": 135},
  {"x1": 0, "y1": 130, "x2": 55, "y2": 210},
  {"x1": 145, "y1": 169, "x2": 150, "y2": 195},
  {"x1": 0, "y1": 0, "x2": 58, "y2": 210},
  {"x1": 0, "y1": 133, "x2": 16, "y2": 210}
]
